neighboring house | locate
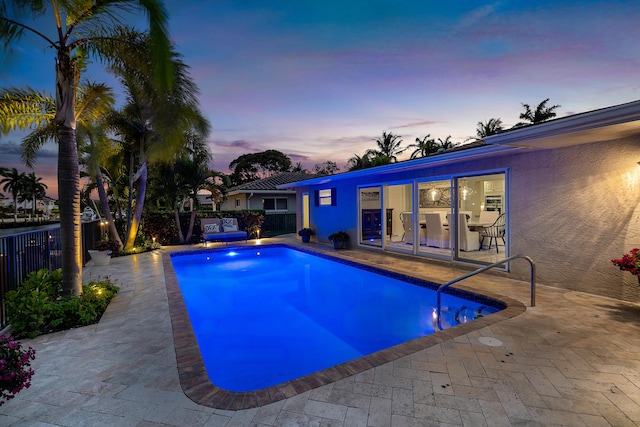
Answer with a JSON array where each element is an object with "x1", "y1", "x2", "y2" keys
[
  {"x1": 220, "y1": 172, "x2": 316, "y2": 214},
  {"x1": 281, "y1": 100, "x2": 640, "y2": 303}
]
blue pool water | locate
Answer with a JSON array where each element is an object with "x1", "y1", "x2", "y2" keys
[{"x1": 170, "y1": 245, "x2": 500, "y2": 392}]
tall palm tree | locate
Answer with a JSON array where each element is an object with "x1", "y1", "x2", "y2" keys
[
  {"x1": 516, "y1": 98, "x2": 561, "y2": 127},
  {"x1": 476, "y1": 118, "x2": 504, "y2": 138},
  {"x1": 405, "y1": 134, "x2": 439, "y2": 159},
  {"x1": 368, "y1": 131, "x2": 404, "y2": 163},
  {"x1": 106, "y1": 33, "x2": 210, "y2": 251},
  {"x1": 0, "y1": 167, "x2": 25, "y2": 220},
  {"x1": 19, "y1": 172, "x2": 47, "y2": 216},
  {"x1": 0, "y1": 1, "x2": 172, "y2": 296}
]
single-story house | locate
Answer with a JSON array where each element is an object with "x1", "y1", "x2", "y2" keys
[
  {"x1": 220, "y1": 172, "x2": 316, "y2": 214},
  {"x1": 281, "y1": 99, "x2": 640, "y2": 303}
]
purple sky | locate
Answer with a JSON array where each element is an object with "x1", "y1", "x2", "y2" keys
[{"x1": 2, "y1": 0, "x2": 639, "y2": 198}]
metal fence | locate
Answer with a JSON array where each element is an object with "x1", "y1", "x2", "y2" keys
[
  {"x1": 0, "y1": 221, "x2": 103, "y2": 328},
  {"x1": 261, "y1": 213, "x2": 297, "y2": 235}
]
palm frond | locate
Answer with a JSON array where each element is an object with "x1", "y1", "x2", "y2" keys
[{"x1": 0, "y1": 87, "x2": 55, "y2": 134}]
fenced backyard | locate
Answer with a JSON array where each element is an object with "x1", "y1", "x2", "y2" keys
[{"x1": 0, "y1": 221, "x2": 103, "y2": 328}]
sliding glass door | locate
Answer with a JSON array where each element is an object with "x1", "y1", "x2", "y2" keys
[
  {"x1": 359, "y1": 186, "x2": 382, "y2": 247},
  {"x1": 451, "y1": 173, "x2": 507, "y2": 264},
  {"x1": 384, "y1": 183, "x2": 413, "y2": 253}
]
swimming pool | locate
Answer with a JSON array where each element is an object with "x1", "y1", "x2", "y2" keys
[{"x1": 170, "y1": 245, "x2": 502, "y2": 393}]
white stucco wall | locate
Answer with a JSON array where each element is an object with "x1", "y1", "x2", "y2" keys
[
  {"x1": 299, "y1": 136, "x2": 640, "y2": 302},
  {"x1": 507, "y1": 137, "x2": 640, "y2": 301}
]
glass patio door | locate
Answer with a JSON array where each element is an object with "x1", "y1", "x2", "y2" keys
[
  {"x1": 384, "y1": 183, "x2": 413, "y2": 253},
  {"x1": 359, "y1": 186, "x2": 382, "y2": 247},
  {"x1": 452, "y1": 173, "x2": 507, "y2": 264}
]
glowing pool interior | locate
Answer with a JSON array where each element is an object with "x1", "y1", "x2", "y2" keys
[{"x1": 170, "y1": 245, "x2": 501, "y2": 392}]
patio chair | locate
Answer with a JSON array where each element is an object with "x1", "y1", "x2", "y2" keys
[{"x1": 480, "y1": 213, "x2": 506, "y2": 253}]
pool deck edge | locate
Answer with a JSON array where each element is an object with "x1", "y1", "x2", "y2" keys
[{"x1": 162, "y1": 246, "x2": 527, "y2": 410}]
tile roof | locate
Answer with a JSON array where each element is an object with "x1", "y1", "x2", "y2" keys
[{"x1": 230, "y1": 172, "x2": 317, "y2": 192}]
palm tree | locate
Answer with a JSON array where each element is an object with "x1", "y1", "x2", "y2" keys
[
  {"x1": 0, "y1": 168, "x2": 25, "y2": 220},
  {"x1": 368, "y1": 131, "x2": 404, "y2": 163},
  {"x1": 346, "y1": 153, "x2": 373, "y2": 171},
  {"x1": 0, "y1": 1, "x2": 172, "y2": 296},
  {"x1": 516, "y1": 98, "x2": 561, "y2": 127},
  {"x1": 291, "y1": 162, "x2": 308, "y2": 173},
  {"x1": 106, "y1": 33, "x2": 210, "y2": 251},
  {"x1": 405, "y1": 134, "x2": 439, "y2": 159},
  {"x1": 19, "y1": 172, "x2": 47, "y2": 216},
  {"x1": 437, "y1": 136, "x2": 456, "y2": 151},
  {"x1": 476, "y1": 118, "x2": 504, "y2": 138},
  {"x1": 2, "y1": 82, "x2": 120, "y2": 245}
]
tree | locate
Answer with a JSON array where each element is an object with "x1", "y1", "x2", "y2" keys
[
  {"x1": 313, "y1": 161, "x2": 339, "y2": 176},
  {"x1": 228, "y1": 150, "x2": 292, "y2": 185},
  {"x1": 437, "y1": 136, "x2": 456, "y2": 151},
  {"x1": 516, "y1": 98, "x2": 561, "y2": 127},
  {"x1": 346, "y1": 152, "x2": 391, "y2": 171},
  {"x1": 476, "y1": 118, "x2": 504, "y2": 138},
  {"x1": 105, "y1": 32, "x2": 209, "y2": 252},
  {"x1": 346, "y1": 153, "x2": 373, "y2": 171},
  {"x1": 19, "y1": 172, "x2": 47, "y2": 216},
  {"x1": 367, "y1": 131, "x2": 404, "y2": 163},
  {"x1": 291, "y1": 162, "x2": 308, "y2": 173},
  {"x1": 0, "y1": 168, "x2": 24, "y2": 220},
  {"x1": 0, "y1": 1, "x2": 173, "y2": 296},
  {"x1": 405, "y1": 134, "x2": 439, "y2": 159},
  {"x1": 1, "y1": 82, "x2": 119, "y2": 246}
]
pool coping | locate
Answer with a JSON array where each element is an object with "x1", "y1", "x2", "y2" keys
[{"x1": 163, "y1": 244, "x2": 526, "y2": 410}]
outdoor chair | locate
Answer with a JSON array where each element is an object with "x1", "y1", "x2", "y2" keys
[{"x1": 480, "y1": 213, "x2": 506, "y2": 253}]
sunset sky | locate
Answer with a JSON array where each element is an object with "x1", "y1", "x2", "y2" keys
[{"x1": 1, "y1": 0, "x2": 639, "y2": 198}]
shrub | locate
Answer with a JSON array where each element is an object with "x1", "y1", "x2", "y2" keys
[
  {"x1": 0, "y1": 335, "x2": 36, "y2": 405},
  {"x1": 6, "y1": 269, "x2": 119, "y2": 339},
  {"x1": 95, "y1": 237, "x2": 120, "y2": 252}
]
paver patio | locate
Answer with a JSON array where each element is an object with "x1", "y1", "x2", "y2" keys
[{"x1": 1, "y1": 235, "x2": 639, "y2": 426}]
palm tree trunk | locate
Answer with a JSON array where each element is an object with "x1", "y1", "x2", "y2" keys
[
  {"x1": 174, "y1": 209, "x2": 185, "y2": 243},
  {"x1": 56, "y1": 53, "x2": 82, "y2": 297},
  {"x1": 95, "y1": 170, "x2": 123, "y2": 250},
  {"x1": 185, "y1": 208, "x2": 196, "y2": 242},
  {"x1": 124, "y1": 161, "x2": 147, "y2": 251},
  {"x1": 58, "y1": 124, "x2": 82, "y2": 296}
]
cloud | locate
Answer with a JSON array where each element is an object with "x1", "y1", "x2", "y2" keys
[
  {"x1": 391, "y1": 120, "x2": 439, "y2": 129},
  {"x1": 453, "y1": 3, "x2": 501, "y2": 33}
]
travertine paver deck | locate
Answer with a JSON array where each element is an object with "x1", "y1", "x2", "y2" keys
[{"x1": 1, "y1": 235, "x2": 640, "y2": 426}]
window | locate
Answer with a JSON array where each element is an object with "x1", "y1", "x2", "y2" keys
[
  {"x1": 262, "y1": 198, "x2": 288, "y2": 211},
  {"x1": 235, "y1": 199, "x2": 240, "y2": 208},
  {"x1": 315, "y1": 188, "x2": 336, "y2": 206}
]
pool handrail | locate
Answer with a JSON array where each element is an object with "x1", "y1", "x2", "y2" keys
[{"x1": 436, "y1": 254, "x2": 536, "y2": 330}]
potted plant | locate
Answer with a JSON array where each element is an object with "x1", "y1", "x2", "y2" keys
[
  {"x1": 89, "y1": 237, "x2": 120, "y2": 266},
  {"x1": 298, "y1": 228, "x2": 315, "y2": 243},
  {"x1": 611, "y1": 248, "x2": 640, "y2": 284},
  {"x1": 328, "y1": 231, "x2": 349, "y2": 249}
]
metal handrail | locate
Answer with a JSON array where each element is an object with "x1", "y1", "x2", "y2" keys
[{"x1": 436, "y1": 254, "x2": 536, "y2": 330}]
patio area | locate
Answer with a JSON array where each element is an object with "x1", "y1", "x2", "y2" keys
[{"x1": 1, "y1": 235, "x2": 640, "y2": 426}]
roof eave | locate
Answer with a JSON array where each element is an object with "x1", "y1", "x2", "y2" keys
[{"x1": 485, "y1": 99, "x2": 640, "y2": 149}]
